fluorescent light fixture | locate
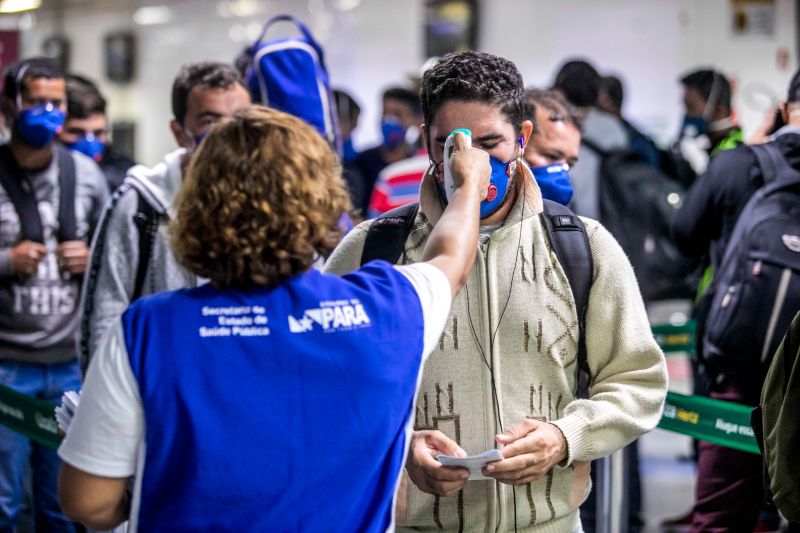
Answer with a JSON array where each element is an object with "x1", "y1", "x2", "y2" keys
[
  {"x1": 0, "y1": 0, "x2": 41, "y2": 14},
  {"x1": 133, "y1": 5, "x2": 172, "y2": 26}
]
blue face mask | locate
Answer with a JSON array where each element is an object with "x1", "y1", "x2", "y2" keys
[
  {"x1": 66, "y1": 133, "x2": 105, "y2": 162},
  {"x1": 17, "y1": 103, "x2": 65, "y2": 148},
  {"x1": 381, "y1": 117, "x2": 407, "y2": 150},
  {"x1": 681, "y1": 115, "x2": 708, "y2": 138},
  {"x1": 481, "y1": 155, "x2": 517, "y2": 219},
  {"x1": 531, "y1": 162, "x2": 573, "y2": 206}
]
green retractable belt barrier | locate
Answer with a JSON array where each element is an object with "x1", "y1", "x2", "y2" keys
[
  {"x1": 0, "y1": 320, "x2": 760, "y2": 455},
  {"x1": 652, "y1": 320, "x2": 696, "y2": 354},
  {"x1": 0, "y1": 383, "x2": 62, "y2": 449},
  {"x1": 658, "y1": 391, "x2": 760, "y2": 454}
]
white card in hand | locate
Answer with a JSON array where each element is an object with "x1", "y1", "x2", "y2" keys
[{"x1": 436, "y1": 449, "x2": 504, "y2": 480}]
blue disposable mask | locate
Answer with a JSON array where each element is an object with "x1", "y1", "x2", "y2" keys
[
  {"x1": 681, "y1": 115, "x2": 708, "y2": 138},
  {"x1": 531, "y1": 162, "x2": 573, "y2": 206},
  {"x1": 381, "y1": 117, "x2": 407, "y2": 150},
  {"x1": 66, "y1": 133, "x2": 105, "y2": 162},
  {"x1": 481, "y1": 155, "x2": 517, "y2": 219},
  {"x1": 17, "y1": 103, "x2": 65, "y2": 148}
]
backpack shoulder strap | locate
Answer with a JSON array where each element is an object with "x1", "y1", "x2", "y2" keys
[
  {"x1": 0, "y1": 144, "x2": 44, "y2": 243},
  {"x1": 360, "y1": 202, "x2": 420, "y2": 266},
  {"x1": 580, "y1": 138, "x2": 608, "y2": 158},
  {"x1": 540, "y1": 199, "x2": 594, "y2": 398},
  {"x1": 55, "y1": 146, "x2": 77, "y2": 242},
  {"x1": 132, "y1": 190, "x2": 160, "y2": 301},
  {"x1": 79, "y1": 182, "x2": 133, "y2": 372},
  {"x1": 750, "y1": 142, "x2": 782, "y2": 184}
]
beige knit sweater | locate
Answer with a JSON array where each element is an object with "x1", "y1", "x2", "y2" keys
[{"x1": 324, "y1": 163, "x2": 668, "y2": 532}]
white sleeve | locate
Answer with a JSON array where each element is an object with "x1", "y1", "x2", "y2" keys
[
  {"x1": 58, "y1": 320, "x2": 144, "y2": 478},
  {"x1": 394, "y1": 263, "x2": 452, "y2": 359}
]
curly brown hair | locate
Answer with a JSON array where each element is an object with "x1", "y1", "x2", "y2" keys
[{"x1": 171, "y1": 105, "x2": 351, "y2": 290}]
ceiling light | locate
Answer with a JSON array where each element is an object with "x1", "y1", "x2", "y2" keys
[
  {"x1": 0, "y1": 0, "x2": 41, "y2": 14},
  {"x1": 133, "y1": 5, "x2": 172, "y2": 26}
]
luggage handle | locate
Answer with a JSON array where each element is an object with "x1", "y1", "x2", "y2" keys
[{"x1": 252, "y1": 15, "x2": 327, "y2": 69}]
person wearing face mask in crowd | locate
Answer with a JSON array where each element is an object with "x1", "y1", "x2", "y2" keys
[
  {"x1": 551, "y1": 59, "x2": 629, "y2": 220},
  {"x1": 348, "y1": 86, "x2": 423, "y2": 215},
  {"x1": 59, "y1": 75, "x2": 136, "y2": 192},
  {"x1": 668, "y1": 69, "x2": 800, "y2": 533},
  {"x1": 325, "y1": 51, "x2": 667, "y2": 532},
  {"x1": 0, "y1": 57, "x2": 108, "y2": 533},
  {"x1": 522, "y1": 88, "x2": 580, "y2": 206},
  {"x1": 77, "y1": 61, "x2": 251, "y2": 371},
  {"x1": 678, "y1": 68, "x2": 744, "y2": 175}
]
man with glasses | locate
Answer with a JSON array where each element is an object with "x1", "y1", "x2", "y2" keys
[{"x1": 78, "y1": 61, "x2": 251, "y2": 370}]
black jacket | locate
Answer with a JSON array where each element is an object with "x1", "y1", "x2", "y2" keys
[{"x1": 672, "y1": 130, "x2": 800, "y2": 270}]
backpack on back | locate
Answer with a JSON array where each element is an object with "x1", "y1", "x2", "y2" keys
[
  {"x1": 703, "y1": 142, "x2": 800, "y2": 379},
  {"x1": 359, "y1": 199, "x2": 594, "y2": 399},
  {"x1": 242, "y1": 15, "x2": 339, "y2": 148},
  {"x1": 583, "y1": 139, "x2": 697, "y2": 302},
  {"x1": 752, "y1": 310, "x2": 800, "y2": 522}
]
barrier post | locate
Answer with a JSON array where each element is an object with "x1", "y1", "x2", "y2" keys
[{"x1": 595, "y1": 446, "x2": 628, "y2": 533}]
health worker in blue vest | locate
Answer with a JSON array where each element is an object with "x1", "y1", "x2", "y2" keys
[{"x1": 55, "y1": 105, "x2": 489, "y2": 532}]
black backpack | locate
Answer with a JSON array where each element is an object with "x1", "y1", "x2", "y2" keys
[
  {"x1": 359, "y1": 200, "x2": 594, "y2": 399},
  {"x1": 583, "y1": 139, "x2": 697, "y2": 302},
  {"x1": 0, "y1": 144, "x2": 77, "y2": 244},
  {"x1": 702, "y1": 142, "x2": 800, "y2": 378}
]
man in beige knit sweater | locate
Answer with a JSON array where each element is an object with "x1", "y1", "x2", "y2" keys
[{"x1": 324, "y1": 51, "x2": 668, "y2": 532}]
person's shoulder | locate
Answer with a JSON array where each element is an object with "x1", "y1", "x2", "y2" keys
[
  {"x1": 583, "y1": 109, "x2": 628, "y2": 149},
  {"x1": 323, "y1": 220, "x2": 371, "y2": 275},
  {"x1": 70, "y1": 149, "x2": 107, "y2": 187},
  {"x1": 123, "y1": 286, "x2": 194, "y2": 323},
  {"x1": 703, "y1": 143, "x2": 756, "y2": 187}
]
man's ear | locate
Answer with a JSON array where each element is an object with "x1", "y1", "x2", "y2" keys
[
  {"x1": 170, "y1": 119, "x2": 190, "y2": 149},
  {"x1": 519, "y1": 120, "x2": 534, "y2": 151}
]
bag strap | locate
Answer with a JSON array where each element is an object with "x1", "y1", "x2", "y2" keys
[
  {"x1": 540, "y1": 199, "x2": 594, "y2": 399},
  {"x1": 0, "y1": 145, "x2": 78, "y2": 243},
  {"x1": 360, "y1": 202, "x2": 420, "y2": 266},
  {"x1": 132, "y1": 191, "x2": 160, "y2": 301},
  {"x1": 750, "y1": 143, "x2": 782, "y2": 184},
  {"x1": 253, "y1": 15, "x2": 326, "y2": 66},
  {"x1": 580, "y1": 138, "x2": 608, "y2": 159},
  {"x1": 0, "y1": 144, "x2": 44, "y2": 243},
  {"x1": 55, "y1": 146, "x2": 77, "y2": 242}
]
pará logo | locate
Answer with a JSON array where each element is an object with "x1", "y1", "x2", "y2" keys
[{"x1": 288, "y1": 299, "x2": 371, "y2": 333}]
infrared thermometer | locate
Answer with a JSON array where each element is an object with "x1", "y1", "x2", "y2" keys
[{"x1": 442, "y1": 128, "x2": 472, "y2": 201}]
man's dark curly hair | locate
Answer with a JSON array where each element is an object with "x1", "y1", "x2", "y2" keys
[{"x1": 419, "y1": 51, "x2": 526, "y2": 136}]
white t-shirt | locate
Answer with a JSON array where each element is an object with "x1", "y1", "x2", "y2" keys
[{"x1": 59, "y1": 262, "x2": 451, "y2": 480}]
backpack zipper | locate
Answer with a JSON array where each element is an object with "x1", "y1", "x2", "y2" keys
[{"x1": 761, "y1": 268, "x2": 793, "y2": 362}]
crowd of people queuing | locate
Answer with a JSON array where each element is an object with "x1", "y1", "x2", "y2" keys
[{"x1": 0, "y1": 25, "x2": 798, "y2": 533}]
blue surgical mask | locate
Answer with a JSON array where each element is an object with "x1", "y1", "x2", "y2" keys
[
  {"x1": 531, "y1": 162, "x2": 573, "y2": 206},
  {"x1": 381, "y1": 117, "x2": 407, "y2": 150},
  {"x1": 17, "y1": 103, "x2": 65, "y2": 148},
  {"x1": 66, "y1": 133, "x2": 105, "y2": 162},
  {"x1": 481, "y1": 155, "x2": 517, "y2": 219},
  {"x1": 681, "y1": 115, "x2": 708, "y2": 138}
]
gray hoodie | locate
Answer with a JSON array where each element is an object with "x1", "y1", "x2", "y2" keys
[
  {"x1": 78, "y1": 148, "x2": 199, "y2": 370},
  {"x1": 569, "y1": 108, "x2": 629, "y2": 219},
  {"x1": 0, "y1": 150, "x2": 108, "y2": 364}
]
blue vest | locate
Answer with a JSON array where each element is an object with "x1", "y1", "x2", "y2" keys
[{"x1": 122, "y1": 262, "x2": 425, "y2": 532}]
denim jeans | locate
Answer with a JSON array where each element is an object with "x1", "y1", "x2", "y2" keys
[{"x1": 0, "y1": 360, "x2": 80, "y2": 533}]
